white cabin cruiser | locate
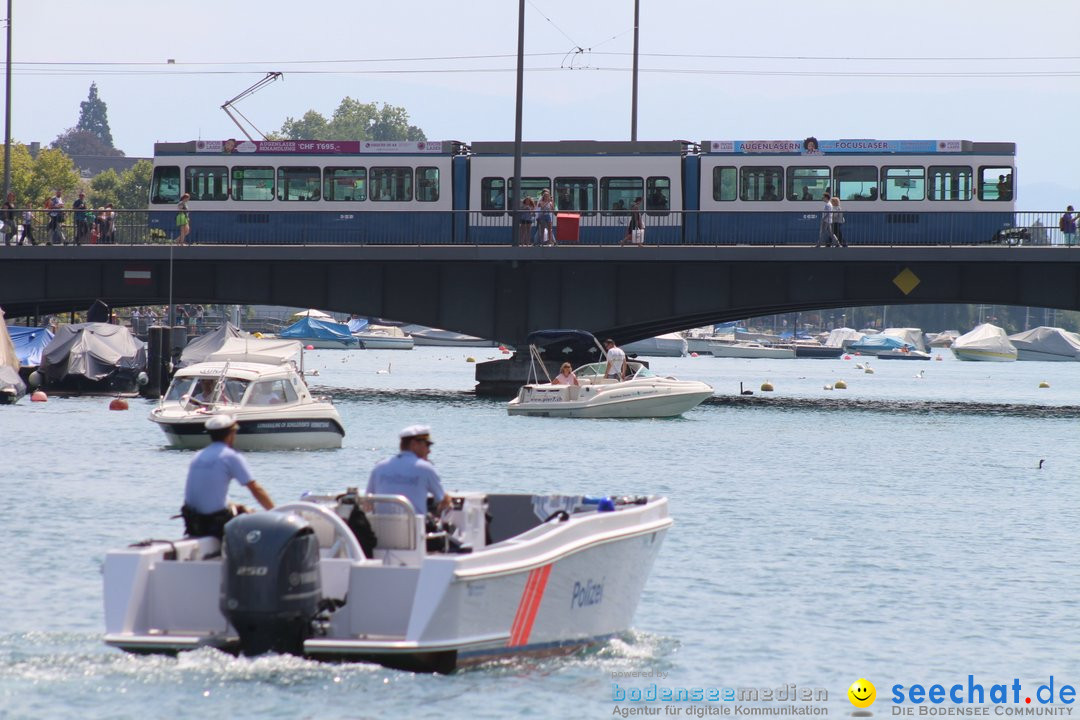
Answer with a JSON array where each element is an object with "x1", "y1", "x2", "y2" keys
[
  {"x1": 103, "y1": 489, "x2": 671, "y2": 673},
  {"x1": 709, "y1": 341, "x2": 795, "y2": 359},
  {"x1": 149, "y1": 337, "x2": 345, "y2": 450}
]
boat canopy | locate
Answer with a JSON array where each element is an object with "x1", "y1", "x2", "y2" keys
[
  {"x1": 881, "y1": 327, "x2": 929, "y2": 352},
  {"x1": 1007, "y1": 326, "x2": 1080, "y2": 359},
  {"x1": 849, "y1": 335, "x2": 913, "y2": 352},
  {"x1": 7, "y1": 325, "x2": 54, "y2": 367},
  {"x1": 206, "y1": 337, "x2": 302, "y2": 365},
  {"x1": 41, "y1": 322, "x2": 146, "y2": 382},
  {"x1": 525, "y1": 329, "x2": 605, "y2": 366},
  {"x1": 824, "y1": 327, "x2": 864, "y2": 348},
  {"x1": 179, "y1": 323, "x2": 247, "y2": 367},
  {"x1": 953, "y1": 323, "x2": 1016, "y2": 354},
  {"x1": 279, "y1": 316, "x2": 355, "y2": 342}
]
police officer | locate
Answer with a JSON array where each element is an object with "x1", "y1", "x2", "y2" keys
[
  {"x1": 181, "y1": 414, "x2": 274, "y2": 537},
  {"x1": 367, "y1": 424, "x2": 450, "y2": 515}
]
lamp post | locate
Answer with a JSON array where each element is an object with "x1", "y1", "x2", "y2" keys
[
  {"x1": 511, "y1": 0, "x2": 525, "y2": 245},
  {"x1": 2, "y1": 0, "x2": 11, "y2": 200},
  {"x1": 630, "y1": 0, "x2": 639, "y2": 141}
]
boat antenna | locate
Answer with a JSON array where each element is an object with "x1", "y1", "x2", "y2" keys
[{"x1": 221, "y1": 72, "x2": 283, "y2": 141}]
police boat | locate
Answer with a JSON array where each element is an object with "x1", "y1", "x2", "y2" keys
[{"x1": 103, "y1": 489, "x2": 671, "y2": 673}]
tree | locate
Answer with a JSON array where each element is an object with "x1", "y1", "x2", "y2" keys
[
  {"x1": 278, "y1": 98, "x2": 426, "y2": 142},
  {"x1": 88, "y1": 168, "x2": 121, "y2": 208},
  {"x1": 27, "y1": 148, "x2": 80, "y2": 207},
  {"x1": 76, "y1": 82, "x2": 115, "y2": 149},
  {"x1": 116, "y1": 160, "x2": 153, "y2": 210}
]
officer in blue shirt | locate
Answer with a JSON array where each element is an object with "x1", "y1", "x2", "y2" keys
[
  {"x1": 181, "y1": 414, "x2": 274, "y2": 537},
  {"x1": 367, "y1": 424, "x2": 450, "y2": 515}
]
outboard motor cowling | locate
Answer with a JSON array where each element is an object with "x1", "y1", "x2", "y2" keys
[{"x1": 220, "y1": 511, "x2": 322, "y2": 656}]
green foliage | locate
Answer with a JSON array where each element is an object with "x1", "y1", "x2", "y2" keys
[
  {"x1": 75, "y1": 82, "x2": 114, "y2": 148},
  {"x1": 89, "y1": 168, "x2": 121, "y2": 208},
  {"x1": 117, "y1": 159, "x2": 153, "y2": 210},
  {"x1": 22, "y1": 148, "x2": 81, "y2": 207},
  {"x1": 278, "y1": 98, "x2": 426, "y2": 142}
]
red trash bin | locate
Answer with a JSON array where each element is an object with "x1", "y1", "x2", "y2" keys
[{"x1": 556, "y1": 212, "x2": 580, "y2": 244}]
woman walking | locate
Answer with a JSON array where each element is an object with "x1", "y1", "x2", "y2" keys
[
  {"x1": 830, "y1": 196, "x2": 847, "y2": 247},
  {"x1": 536, "y1": 190, "x2": 556, "y2": 245},
  {"x1": 177, "y1": 193, "x2": 191, "y2": 245}
]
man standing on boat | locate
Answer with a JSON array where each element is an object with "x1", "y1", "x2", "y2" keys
[
  {"x1": 181, "y1": 414, "x2": 275, "y2": 538},
  {"x1": 603, "y1": 338, "x2": 628, "y2": 380},
  {"x1": 367, "y1": 425, "x2": 450, "y2": 516}
]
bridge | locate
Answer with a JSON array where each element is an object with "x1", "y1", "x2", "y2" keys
[{"x1": 1, "y1": 243, "x2": 1076, "y2": 346}]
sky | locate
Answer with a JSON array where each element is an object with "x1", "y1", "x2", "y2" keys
[{"x1": 11, "y1": 0, "x2": 1080, "y2": 209}]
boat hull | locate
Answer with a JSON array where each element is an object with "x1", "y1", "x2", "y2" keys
[
  {"x1": 152, "y1": 415, "x2": 345, "y2": 450},
  {"x1": 354, "y1": 335, "x2": 415, "y2": 350},
  {"x1": 709, "y1": 342, "x2": 794, "y2": 359},
  {"x1": 508, "y1": 381, "x2": 713, "y2": 418},
  {"x1": 876, "y1": 350, "x2": 932, "y2": 360},
  {"x1": 951, "y1": 349, "x2": 1017, "y2": 362}
]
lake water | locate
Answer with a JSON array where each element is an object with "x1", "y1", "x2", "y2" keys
[{"x1": 3, "y1": 347, "x2": 1080, "y2": 719}]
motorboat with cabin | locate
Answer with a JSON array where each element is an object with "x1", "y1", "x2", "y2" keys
[
  {"x1": 506, "y1": 330, "x2": 713, "y2": 418},
  {"x1": 149, "y1": 337, "x2": 345, "y2": 450},
  {"x1": 708, "y1": 341, "x2": 795, "y2": 359},
  {"x1": 401, "y1": 324, "x2": 497, "y2": 348},
  {"x1": 103, "y1": 487, "x2": 671, "y2": 673},
  {"x1": 622, "y1": 332, "x2": 688, "y2": 358},
  {"x1": 1007, "y1": 326, "x2": 1080, "y2": 361}
]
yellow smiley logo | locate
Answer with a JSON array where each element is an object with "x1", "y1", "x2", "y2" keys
[{"x1": 848, "y1": 679, "x2": 876, "y2": 708}]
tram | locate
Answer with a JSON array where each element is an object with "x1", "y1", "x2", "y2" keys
[{"x1": 148, "y1": 137, "x2": 1016, "y2": 245}]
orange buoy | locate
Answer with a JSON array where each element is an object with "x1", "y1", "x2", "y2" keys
[
  {"x1": 843, "y1": 355, "x2": 852, "y2": 360},
  {"x1": 31, "y1": 390, "x2": 47, "y2": 402},
  {"x1": 305, "y1": 344, "x2": 315, "y2": 350},
  {"x1": 109, "y1": 397, "x2": 129, "y2": 411},
  {"x1": 690, "y1": 352, "x2": 699, "y2": 358}
]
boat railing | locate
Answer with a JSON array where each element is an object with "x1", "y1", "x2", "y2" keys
[{"x1": 363, "y1": 494, "x2": 425, "y2": 566}]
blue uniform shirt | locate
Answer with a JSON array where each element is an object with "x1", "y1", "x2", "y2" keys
[
  {"x1": 366, "y1": 450, "x2": 445, "y2": 514},
  {"x1": 184, "y1": 442, "x2": 254, "y2": 514}
]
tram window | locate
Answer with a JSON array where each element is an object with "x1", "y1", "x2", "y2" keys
[
  {"x1": 151, "y1": 166, "x2": 181, "y2": 204},
  {"x1": 277, "y1": 166, "x2": 321, "y2": 201},
  {"x1": 480, "y1": 177, "x2": 505, "y2": 215},
  {"x1": 601, "y1": 177, "x2": 644, "y2": 215},
  {"x1": 786, "y1": 166, "x2": 830, "y2": 201},
  {"x1": 740, "y1": 167, "x2": 783, "y2": 201},
  {"x1": 185, "y1": 166, "x2": 229, "y2": 201},
  {"x1": 554, "y1": 177, "x2": 597, "y2": 215},
  {"x1": 646, "y1": 177, "x2": 671, "y2": 216},
  {"x1": 929, "y1": 165, "x2": 972, "y2": 201},
  {"x1": 508, "y1": 177, "x2": 551, "y2": 206},
  {"x1": 712, "y1": 166, "x2": 737, "y2": 201},
  {"x1": 324, "y1": 167, "x2": 366, "y2": 201},
  {"x1": 979, "y1": 166, "x2": 1013, "y2": 201},
  {"x1": 835, "y1": 166, "x2": 878, "y2": 201},
  {"x1": 231, "y1": 167, "x2": 275, "y2": 201},
  {"x1": 416, "y1": 167, "x2": 440, "y2": 202},
  {"x1": 370, "y1": 167, "x2": 413, "y2": 202},
  {"x1": 882, "y1": 167, "x2": 925, "y2": 201}
]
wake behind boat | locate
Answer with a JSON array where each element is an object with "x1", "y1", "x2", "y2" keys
[
  {"x1": 103, "y1": 489, "x2": 671, "y2": 673},
  {"x1": 150, "y1": 337, "x2": 345, "y2": 450},
  {"x1": 507, "y1": 330, "x2": 713, "y2": 418}
]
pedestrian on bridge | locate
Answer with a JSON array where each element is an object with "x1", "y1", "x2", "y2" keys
[
  {"x1": 177, "y1": 193, "x2": 191, "y2": 245},
  {"x1": 1060, "y1": 206, "x2": 1077, "y2": 247},
  {"x1": 2, "y1": 192, "x2": 15, "y2": 246},
  {"x1": 816, "y1": 192, "x2": 834, "y2": 247},
  {"x1": 46, "y1": 189, "x2": 64, "y2": 245}
]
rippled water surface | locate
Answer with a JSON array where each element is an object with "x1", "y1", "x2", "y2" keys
[{"x1": 4, "y1": 347, "x2": 1080, "y2": 719}]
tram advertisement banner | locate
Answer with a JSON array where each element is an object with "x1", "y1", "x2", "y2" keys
[{"x1": 195, "y1": 139, "x2": 444, "y2": 154}]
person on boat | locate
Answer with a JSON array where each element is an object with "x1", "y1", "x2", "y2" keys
[
  {"x1": 181, "y1": 414, "x2": 274, "y2": 538},
  {"x1": 367, "y1": 424, "x2": 451, "y2": 516},
  {"x1": 551, "y1": 362, "x2": 579, "y2": 386},
  {"x1": 603, "y1": 338, "x2": 628, "y2": 380},
  {"x1": 187, "y1": 378, "x2": 217, "y2": 407}
]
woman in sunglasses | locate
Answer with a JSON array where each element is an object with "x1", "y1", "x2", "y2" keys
[{"x1": 551, "y1": 362, "x2": 579, "y2": 386}]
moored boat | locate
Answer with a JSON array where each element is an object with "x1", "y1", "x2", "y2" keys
[
  {"x1": 622, "y1": 333, "x2": 687, "y2": 358},
  {"x1": 951, "y1": 323, "x2": 1017, "y2": 362},
  {"x1": 348, "y1": 319, "x2": 415, "y2": 350},
  {"x1": 38, "y1": 322, "x2": 147, "y2": 394},
  {"x1": 0, "y1": 307, "x2": 26, "y2": 404},
  {"x1": 708, "y1": 341, "x2": 795, "y2": 359},
  {"x1": 1007, "y1": 326, "x2": 1080, "y2": 361},
  {"x1": 103, "y1": 489, "x2": 671, "y2": 673},
  {"x1": 278, "y1": 316, "x2": 359, "y2": 349}
]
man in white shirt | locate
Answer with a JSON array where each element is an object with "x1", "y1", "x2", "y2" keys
[{"x1": 603, "y1": 338, "x2": 628, "y2": 380}]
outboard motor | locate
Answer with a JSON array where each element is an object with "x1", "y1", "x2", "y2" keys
[{"x1": 220, "y1": 511, "x2": 322, "y2": 656}]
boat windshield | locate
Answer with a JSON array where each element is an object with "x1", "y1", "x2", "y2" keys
[
  {"x1": 573, "y1": 361, "x2": 653, "y2": 379},
  {"x1": 163, "y1": 376, "x2": 250, "y2": 405},
  {"x1": 245, "y1": 379, "x2": 299, "y2": 406}
]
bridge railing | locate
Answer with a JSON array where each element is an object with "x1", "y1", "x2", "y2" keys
[{"x1": 1, "y1": 208, "x2": 1072, "y2": 247}]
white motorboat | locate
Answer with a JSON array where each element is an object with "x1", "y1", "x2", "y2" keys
[
  {"x1": 0, "y1": 307, "x2": 26, "y2": 404},
  {"x1": 708, "y1": 341, "x2": 795, "y2": 359},
  {"x1": 353, "y1": 324, "x2": 415, "y2": 350},
  {"x1": 1008, "y1": 326, "x2": 1080, "y2": 361},
  {"x1": 103, "y1": 488, "x2": 671, "y2": 673},
  {"x1": 951, "y1": 323, "x2": 1017, "y2": 362},
  {"x1": 622, "y1": 333, "x2": 688, "y2": 358},
  {"x1": 149, "y1": 337, "x2": 345, "y2": 450},
  {"x1": 508, "y1": 363, "x2": 713, "y2": 418},
  {"x1": 401, "y1": 324, "x2": 497, "y2": 348}
]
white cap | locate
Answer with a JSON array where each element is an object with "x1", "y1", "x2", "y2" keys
[
  {"x1": 205, "y1": 414, "x2": 238, "y2": 431},
  {"x1": 398, "y1": 424, "x2": 432, "y2": 440}
]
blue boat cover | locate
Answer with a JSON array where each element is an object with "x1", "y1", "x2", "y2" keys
[
  {"x1": 849, "y1": 335, "x2": 912, "y2": 352},
  {"x1": 279, "y1": 316, "x2": 356, "y2": 342},
  {"x1": 8, "y1": 326, "x2": 54, "y2": 367}
]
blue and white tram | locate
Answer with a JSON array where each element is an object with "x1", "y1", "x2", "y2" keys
[
  {"x1": 695, "y1": 139, "x2": 1016, "y2": 245},
  {"x1": 149, "y1": 139, "x2": 468, "y2": 244},
  {"x1": 148, "y1": 137, "x2": 1016, "y2": 245}
]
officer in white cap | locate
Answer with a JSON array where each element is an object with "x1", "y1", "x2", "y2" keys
[
  {"x1": 366, "y1": 424, "x2": 450, "y2": 515},
  {"x1": 181, "y1": 414, "x2": 275, "y2": 537}
]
